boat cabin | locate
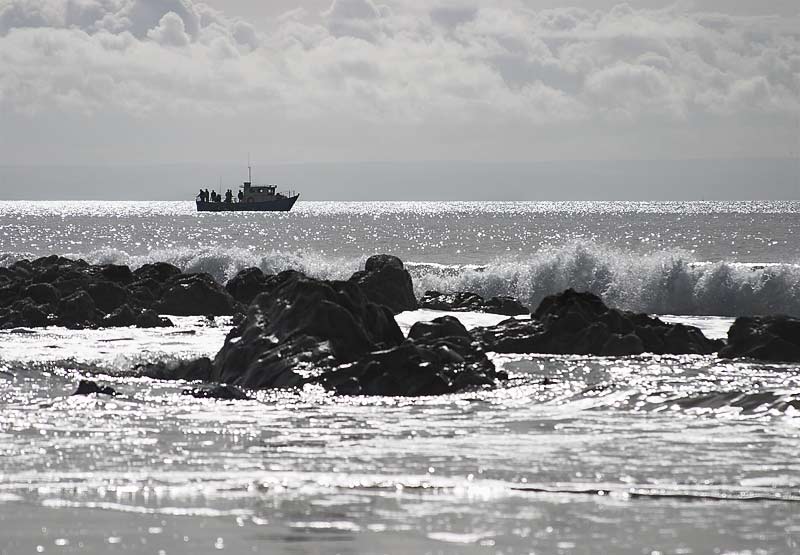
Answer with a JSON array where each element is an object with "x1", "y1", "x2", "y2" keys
[{"x1": 241, "y1": 181, "x2": 281, "y2": 203}]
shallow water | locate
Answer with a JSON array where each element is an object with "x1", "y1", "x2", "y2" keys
[{"x1": 1, "y1": 312, "x2": 798, "y2": 554}]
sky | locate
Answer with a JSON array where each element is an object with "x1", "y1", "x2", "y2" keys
[{"x1": 0, "y1": 0, "x2": 798, "y2": 199}]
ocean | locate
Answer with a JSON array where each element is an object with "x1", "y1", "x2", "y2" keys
[{"x1": 1, "y1": 201, "x2": 798, "y2": 554}]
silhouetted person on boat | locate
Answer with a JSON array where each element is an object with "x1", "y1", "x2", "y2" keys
[
  {"x1": 225, "y1": 189, "x2": 233, "y2": 203},
  {"x1": 237, "y1": 190, "x2": 243, "y2": 202}
]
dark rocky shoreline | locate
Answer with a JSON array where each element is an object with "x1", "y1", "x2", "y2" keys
[
  {"x1": 0, "y1": 255, "x2": 233, "y2": 329},
  {"x1": 3, "y1": 254, "x2": 798, "y2": 398}
]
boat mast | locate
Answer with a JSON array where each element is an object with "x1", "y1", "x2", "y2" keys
[{"x1": 248, "y1": 153, "x2": 252, "y2": 184}]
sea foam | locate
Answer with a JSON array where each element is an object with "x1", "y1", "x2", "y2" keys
[{"x1": 2, "y1": 242, "x2": 799, "y2": 317}]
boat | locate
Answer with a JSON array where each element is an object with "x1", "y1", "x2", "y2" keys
[{"x1": 196, "y1": 164, "x2": 299, "y2": 212}]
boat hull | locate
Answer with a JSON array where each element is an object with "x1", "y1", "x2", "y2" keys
[{"x1": 196, "y1": 195, "x2": 299, "y2": 212}]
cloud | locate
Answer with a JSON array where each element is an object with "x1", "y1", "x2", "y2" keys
[
  {"x1": 0, "y1": 0, "x2": 797, "y2": 134},
  {"x1": 146, "y1": 11, "x2": 189, "y2": 46}
]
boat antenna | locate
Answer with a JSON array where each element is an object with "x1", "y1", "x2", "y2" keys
[{"x1": 248, "y1": 153, "x2": 252, "y2": 184}]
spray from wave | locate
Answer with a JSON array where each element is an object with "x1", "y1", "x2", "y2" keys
[
  {"x1": 2, "y1": 242, "x2": 799, "y2": 317},
  {"x1": 408, "y1": 243, "x2": 800, "y2": 317}
]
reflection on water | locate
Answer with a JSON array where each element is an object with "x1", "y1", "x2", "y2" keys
[{"x1": 1, "y1": 314, "x2": 799, "y2": 553}]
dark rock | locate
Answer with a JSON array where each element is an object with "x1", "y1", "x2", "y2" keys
[
  {"x1": 471, "y1": 318, "x2": 549, "y2": 354},
  {"x1": 0, "y1": 257, "x2": 182, "y2": 329},
  {"x1": 419, "y1": 290, "x2": 529, "y2": 316},
  {"x1": 349, "y1": 254, "x2": 417, "y2": 314},
  {"x1": 136, "y1": 309, "x2": 174, "y2": 328},
  {"x1": 157, "y1": 273, "x2": 237, "y2": 316},
  {"x1": 128, "y1": 282, "x2": 158, "y2": 308},
  {"x1": 420, "y1": 291, "x2": 483, "y2": 312},
  {"x1": 32, "y1": 255, "x2": 86, "y2": 269},
  {"x1": 483, "y1": 295, "x2": 530, "y2": 316},
  {"x1": 57, "y1": 290, "x2": 97, "y2": 326},
  {"x1": 719, "y1": 316, "x2": 800, "y2": 362},
  {"x1": 23, "y1": 283, "x2": 60, "y2": 305},
  {"x1": 472, "y1": 289, "x2": 722, "y2": 356},
  {"x1": 20, "y1": 301, "x2": 50, "y2": 327},
  {"x1": 133, "y1": 262, "x2": 182, "y2": 283},
  {"x1": 102, "y1": 304, "x2": 137, "y2": 327},
  {"x1": 225, "y1": 267, "x2": 269, "y2": 304},
  {"x1": 136, "y1": 357, "x2": 214, "y2": 381},
  {"x1": 182, "y1": 384, "x2": 251, "y2": 400},
  {"x1": 600, "y1": 333, "x2": 645, "y2": 357},
  {"x1": 204, "y1": 272, "x2": 501, "y2": 396},
  {"x1": 87, "y1": 281, "x2": 130, "y2": 313},
  {"x1": 0, "y1": 282, "x2": 22, "y2": 307},
  {"x1": 0, "y1": 299, "x2": 50, "y2": 328},
  {"x1": 212, "y1": 272, "x2": 403, "y2": 389},
  {"x1": 98, "y1": 264, "x2": 134, "y2": 285},
  {"x1": 408, "y1": 315, "x2": 471, "y2": 341},
  {"x1": 52, "y1": 275, "x2": 92, "y2": 298},
  {"x1": 73, "y1": 380, "x2": 116, "y2": 396},
  {"x1": 9, "y1": 259, "x2": 34, "y2": 278},
  {"x1": 319, "y1": 315, "x2": 502, "y2": 396}
]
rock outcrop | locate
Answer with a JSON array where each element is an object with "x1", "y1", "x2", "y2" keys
[
  {"x1": 317, "y1": 315, "x2": 501, "y2": 396},
  {"x1": 182, "y1": 384, "x2": 252, "y2": 400},
  {"x1": 210, "y1": 271, "x2": 405, "y2": 389},
  {"x1": 225, "y1": 267, "x2": 269, "y2": 305},
  {"x1": 0, "y1": 256, "x2": 182, "y2": 329},
  {"x1": 156, "y1": 273, "x2": 238, "y2": 316},
  {"x1": 472, "y1": 289, "x2": 722, "y2": 356},
  {"x1": 419, "y1": 290, "x2": 529, "y2": 316},
  {"x1": 349, "y1": 255, "x2": 418, "y2": 314},
  {"x1": 719, "y1": 316, "x2": 800, "y2": 362},
  {"x1": 160, "y1": 271, "x2": 503, "y2": 396},
  {"x1": 72, "y1": 380, "x2": 117, "y2": 396}
]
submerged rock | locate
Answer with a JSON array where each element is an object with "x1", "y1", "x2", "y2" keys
[
  {"x1": 719, "y1": 315, "x2": 800, "y2": 362},
  {"x1": 73, "y1": 379, "x2": 117, "y2": 396},
  {"x1": 135, "y1": 357, "x2": 215, "y2": 381},
  {"x1": 102, "y1": 304, "x2": 137, "y2": 327},
  {"x1": 349, "y1": 254, "x2": 417, "y2": 314},
  {"x1": 100, "y1": 305, "x2": 173, "y2": 328},
  {"x1": 136, "y1": 308, "x2": 174, "y2": 328},
  {"x1": 472, "y1": 289, "x2": 722, "y2": 356},
  {"x1": 419, "y1": 290, "x2": 529, "y2": 316},
  {"x1": 182, "y1": 384, "x2": 252, "y2": 400}
]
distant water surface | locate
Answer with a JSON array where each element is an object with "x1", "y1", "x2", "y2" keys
[{"x1": 1, "y1": 200, "x2": 799, "y2": 316}]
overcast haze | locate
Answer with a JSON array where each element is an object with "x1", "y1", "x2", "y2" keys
[{"x1": 0, "y1": 0, "x2": 798, "y2": 199}]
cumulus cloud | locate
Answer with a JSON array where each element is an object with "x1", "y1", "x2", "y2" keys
[
  {"x1": 146, "y1": 11, "x2": 189, "y2": 46},
  {"x1": 0, "y1": 0, "x2": 797, "y2": 131}
]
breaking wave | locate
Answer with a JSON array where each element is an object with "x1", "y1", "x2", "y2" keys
[
  {"x1": 3, "y1": 242, "x2": 800, "y2": 317},
  {"x1": 407, "y1": 243, "x2": 800, "y2": 317}
]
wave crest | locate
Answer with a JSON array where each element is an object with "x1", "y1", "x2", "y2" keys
[{"x1": 3, "y1": 242, "x2": 799, "y2": 316}]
